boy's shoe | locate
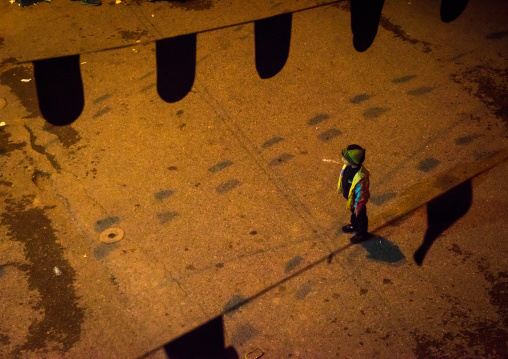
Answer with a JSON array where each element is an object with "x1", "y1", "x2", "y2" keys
[
  {"x1": 81, "y1": 0, "x2": 101, "y2": 5},
  {"x1": 350, "y1": 233, "x2": 370, "y2": 244},
  {"x1": 342, "y1": 224, "x2": 357, "y2": 233}
]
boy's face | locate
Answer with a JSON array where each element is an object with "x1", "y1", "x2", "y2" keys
[{"x1": 342, "y1": 156, "x2": 352, "y2": 166}]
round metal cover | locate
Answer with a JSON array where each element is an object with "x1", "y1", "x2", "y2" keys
[{"x1": 100, "y1": 227, "x2": 124, "y2": 243}]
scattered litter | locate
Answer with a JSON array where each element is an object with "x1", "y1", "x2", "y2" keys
[
  {"x1": 0, "y1": 122, "x2": 6, "y2": 127},
  {"x1": 83, "y1": 254, "x2": 87, "y2": 258},
  {"x1": 132, "y1": 49, "x2": 139, "y2": 53},
  {"x1": 100, "y1": 227, "x2": 125, "y2": 243},
  {"x1": 81, "y1": 62, "x2": 87, "y2": 65},
  {"x1": 115, "y1": 0, "x2": 121, "y2": 3},
  {"x1": 245, "y1": 349, "x2": 264, "y2": 359},
  {"x1": 322, "y1": 158, "x2": 340, "y2": 164},
  {"x1": 53, "y1": 267, "x2": 62, "y2": 276},
  {"x1": 135, "y1": 40, "x2": 141, "y2": 43},
  {"x1": 21, "y1": 78, "x2": 31, "y2": 82},
  {"x1": 10, "y1": 0, "x2": 15, "y2": 4},
  {"x1": 151, "y1": 14, "x2": 154, "y2": 17}
]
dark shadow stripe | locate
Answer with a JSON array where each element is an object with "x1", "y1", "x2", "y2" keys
[
  {"x1": 216, "y1": 179, "x2": 241, "y2": 194},
  {"x1": 156, "y1": 34, "x2": 196, "y2": 103},
  {"x1": 440, "y1": 0, "x2": 469, "y2": 23},
  {"x1": 34, "y1": 55, "x2": 84, "y2": 126},
  {"x1": 255, "y1": 13, "x2": 292, "y2": 79},
  {"x1": 317, "y1": 128, "x2": 342, "y2": 142},
  {"x1": 209, "y1": 160, "x2": 234, "y2": 174},
  {"x1": 351, "y1": 0, "x2": 385, "y2": 52},
  {"x1": 262, "y1": 136, "x2": 284, "y2": 148},
  {"x1": 270, "y1": 153, "x2": 294, "y2": 166}
]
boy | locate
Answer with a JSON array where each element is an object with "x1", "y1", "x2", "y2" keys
[{"x1": 337, "y1": 144, "x2": 370, "y2": 243}]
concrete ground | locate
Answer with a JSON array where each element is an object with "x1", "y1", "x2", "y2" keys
[{"x1": 1, "y1": 0, "x2": 507, "y2": 358}]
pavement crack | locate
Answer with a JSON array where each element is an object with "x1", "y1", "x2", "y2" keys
[{"x1": 23, "y1": 124, "x2": 61, "y2": 172}]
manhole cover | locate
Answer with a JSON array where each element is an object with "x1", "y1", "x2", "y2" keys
[{"x1": 99, "y1": 227, "x2": 125, "y2": 243}]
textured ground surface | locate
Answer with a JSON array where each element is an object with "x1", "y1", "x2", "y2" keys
[{"x1": 1, "y1": 0, "x2": 507, "y2": 358}]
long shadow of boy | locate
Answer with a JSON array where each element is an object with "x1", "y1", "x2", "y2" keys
[{"x1": 414, "y1": 179, "x2": 473, "y2": 266}]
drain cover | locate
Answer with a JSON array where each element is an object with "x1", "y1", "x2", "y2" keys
[{"x1": 99, "y1": 227, "x2": 125, "y2": 243}]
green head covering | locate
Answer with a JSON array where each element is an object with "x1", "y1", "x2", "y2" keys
[{"x1": 342, "y1": 144, "x2": 365, "y2": 165}]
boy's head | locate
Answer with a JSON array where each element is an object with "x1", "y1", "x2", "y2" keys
[{"x1": 341, "y1": 144, "x2": 365, "y2": 166}]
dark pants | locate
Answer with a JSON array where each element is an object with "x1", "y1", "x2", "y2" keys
[{"x1": 350, "y1": 206, "x2": 368, "y2": 236}]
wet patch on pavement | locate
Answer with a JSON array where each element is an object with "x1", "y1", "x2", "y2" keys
[
  {"x1": 417, "y1": 157, "x2": 440, "y2": 172},
  {"x1": 379, "y1": 17, "x2": 432, "y2": 53},
  {"x1": 392, "y1": 75, "x2": 417, "y2": 84},
  {"x1": 307, "y1": 113, "x2": 329, "y2": 126},
  {"x1": 285, "y1": 255, "x2": 304, "y2": 273},
  {"x1": 361, "y1": 237, "x2": 405, "y2": 264},
  {"x1": 154, "y1": 189, "x2": 175, "y2": 201},
  {"x1": 0, "y1": 65, "x2": 40, "y2": 118},
  {"x1": 363, "y1": 107, "x2": 389, "y2": 119},
  {"x1": 451, "y1": 65, "x2": 508, "y2": 124},
  {"x1": 269, "y1": 153, "x2": 294, "y2": 166},
  {"x1": 411, "y1": 249, "x2": 508, "y2": 358},
  {"x1": 209, "y1": 160, "x2": 233, "y2": 173},
  {"x1": 407, "y1": 86, "x2": 434, "y2": 96},
  {"x1": 0, "y1": 333, "x2": 9, "y2": 345},
  {"x1": 370, "y1": 192, "x2": 397, "y2": 206},
  {"x1": 157, "y1": 211, "x2": 179, "y2": 224},
  {"x1": 1, "y1": 197, "x2": 84, "y2": 357},
  {"x1": 261, "y1": 136, "x2": 284, "y2": 149},
  {"x1": 167, "y1": 0, "x2": 214, "y2": 11},
  {"x1": 216, "y1": 179, "x2": 241, "y2": 194},
  {"x1": 24, "y1": 125, "x2": 61, "y2": 172},
  {"x1": 0, "y1": 57, "x2": 19, "y2": 66},
  {"x1": 317, "y1": 128, "x2": 342, "y2": 142},
  {"x1": 350, "y1": 94, "x2": 372, "y2": 104},
  {"x1": 94, "y1": 216, "x2": 120, "y2": 232},
  {"x1": 0, "y1": 179, "x2": 13, "y2": 187},
  {"x1": 118, "y1": 29, "x2": 149, "y2": 41},
  {"x1": 0, "y1": 127, "x2": 26, "y2": 156},
  {"x1": 42, "y1": 122, "x2": 81, "y2": 148}
]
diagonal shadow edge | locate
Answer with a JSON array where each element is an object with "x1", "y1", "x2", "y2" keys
[
  {"x1": 138, "y1": 149, "x2": 508, "y2": 359},
  {"x1": 371, "y1": 148, "x2": 508, "y2": 234},
  {"x1": 414, "y1": 179, "x2": 472, "y2": 266}
]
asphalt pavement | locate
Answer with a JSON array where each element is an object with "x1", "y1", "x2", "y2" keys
[{"x1": 1, "y1": 0, "x2": 507, "y2": 358}]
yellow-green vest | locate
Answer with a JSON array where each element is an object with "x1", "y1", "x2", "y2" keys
[{"x1": 337, "y1": 165, "x2": 370, "y2": 210}]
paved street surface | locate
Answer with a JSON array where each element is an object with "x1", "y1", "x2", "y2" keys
[{"x1": 1, "y1": 0, "x2": 507, "y2": 358}]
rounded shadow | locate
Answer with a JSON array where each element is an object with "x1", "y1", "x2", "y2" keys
[
  {"x1": 440, "y1": 0, "x2": 470, "y2": 23},
  {"x1": 351, "y1": 0, "x2": 385, "y2": 52},
  {"x1": 255, "y1": 13, "x2": 292, "y2": 79},
  {"x1": 156, "y1": 34, "x2": 196, "y2": 103},
  {"x1": 34, "y1": 55, "x2": 84, "y2": 126}
]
